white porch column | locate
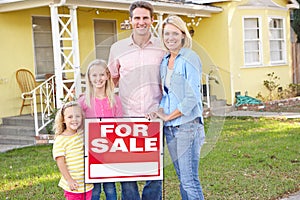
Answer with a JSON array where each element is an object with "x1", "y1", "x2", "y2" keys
[
  {"x1": 69, "y1": 6, "x2": 82, "y2": 98},
  {"x1": 50, "y1": 4, "x2": 82, "y2": 108},
  {"x1": 157, "y1": 13, "x2": 163, "y2": 38},
  {"x1": 50, "y1": 5, "x2": 63, "y2": 108}
]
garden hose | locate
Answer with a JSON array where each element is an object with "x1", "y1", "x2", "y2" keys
[{"x1": 235, "y1": 95, "x2": 263, "y2": 107}]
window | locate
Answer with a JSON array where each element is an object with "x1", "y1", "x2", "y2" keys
[
  {"x1": 269, "y1": 18, "x2": 286, "y2": 64},
  {"x1": 32, "y1": 17, "x2": 54, "y2": 80},
  {"x1": 243, "y1": 17, "x2": 262, "y2": 66},
  {"x1": 94, "y1": 20, "x2": 117, "y2": 62}
]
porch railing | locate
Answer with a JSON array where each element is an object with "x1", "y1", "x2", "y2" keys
[
  {"x1": 202, "y1": 72, "x2": 211, "y2": 109},
  {"x1": 21, "y1": 75, "x2": 56, "y2": 136}
]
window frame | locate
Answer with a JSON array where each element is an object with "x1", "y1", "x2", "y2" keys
[
  {"x1": 32, "y1": 16, "x2": 54, "y2": 81},
  {"x1": 93, "y1": 19, "x2": 117, "y2": 62},
  {"x1": 268, "y1": 16, "x2": 287, "y2": 65},
  {"x1": 242, "y1": 16, "x2": 263, "y2": 67}
]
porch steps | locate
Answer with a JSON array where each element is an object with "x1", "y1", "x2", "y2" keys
[
  {"x1": 0, "y1": 115, "x2": 40, "y2": 152},
  {"x1": 203, "y1": 96, "x2": 234, "y2": 117}
]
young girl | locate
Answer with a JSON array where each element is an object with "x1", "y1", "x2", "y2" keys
[
  {"x1": 52, "y1": 101, "x2": 93, "y2": 200},
  {"x1": 78, "y1": 59, "x2": 122, "y2": 200}
]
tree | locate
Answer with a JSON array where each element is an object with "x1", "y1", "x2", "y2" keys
[{"x1": 292, "y1": 0, "x2": 300, "y2": 42}]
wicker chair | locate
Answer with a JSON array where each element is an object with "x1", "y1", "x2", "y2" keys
[{"x1": 16, "y1": 68, "x2": 38, "y2": 115}]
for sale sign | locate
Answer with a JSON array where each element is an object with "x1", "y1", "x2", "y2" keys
[{"x1": 84, "y1": 118, "x2": 163, "y2": 183}]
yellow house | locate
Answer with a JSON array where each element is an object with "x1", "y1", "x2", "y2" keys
[{"x1": 0, "y1": 0, "x2": 298, "y2": 122}]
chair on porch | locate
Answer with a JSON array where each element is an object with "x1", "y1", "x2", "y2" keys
[{"x1": 16, "y1": 68, "x2": 38, "y2": 115}]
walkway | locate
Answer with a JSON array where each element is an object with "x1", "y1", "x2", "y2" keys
[{"x1": 226, "y1": 110, "x2": 300, "y2": 118}]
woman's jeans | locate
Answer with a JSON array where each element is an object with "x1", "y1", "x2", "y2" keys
[
  {"x1": 164, "y1": 118, "x2": 205, "y2": 200},
  {"x1": 91, "y1": 182, "x2": 117, "y2": 200}
]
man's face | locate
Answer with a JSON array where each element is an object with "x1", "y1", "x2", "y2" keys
[{"x1": 130, "y1": 7, "x2": 153, "y2": 36}]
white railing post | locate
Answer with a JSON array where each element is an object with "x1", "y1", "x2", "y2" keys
[
  {"x1": 205, "y1": 73, "x2": 210, "y2": 108},
  {"x1": 33, "y1": 90, "x2": 39, "y2": 136},
  {"x1": 201, "y1": 73, "x2": 211, "y2": 109}
]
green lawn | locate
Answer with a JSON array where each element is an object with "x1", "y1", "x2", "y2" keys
[{"x1": 0, "y1": 117, "x2": 299, "y2": 200}]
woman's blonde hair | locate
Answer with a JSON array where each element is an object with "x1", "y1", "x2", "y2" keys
[
  {"x1": 53, "y1": 101, "x2": 84, "y2": 137},
  {"x1": 162, "y1": 15, "x2": 192, "y2": 50},
  {"x1": 84, "y1": 59, "x2": 115, "y2": 108}
]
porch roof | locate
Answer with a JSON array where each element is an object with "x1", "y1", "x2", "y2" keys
[{"x1": 0, "y1": 0, "x2": 228, "y2": 17}]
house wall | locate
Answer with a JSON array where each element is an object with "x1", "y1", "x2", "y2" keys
[
  {"x1": 0, "y1": 7, "x2": 130, "y2": 118},
  {"x1": 192, "y1": 2, "x2": 232, "y2": 104},
  {"x1": 76, "y1": 8, "x2": 129, "y2": 73},
  {"x1": 199, "y1": 0, "x2": 293, "y2": 105},
  {"x1": 231, "y1": 1, "x2": 292, "y2": 104},
  {"x1": 0, "y1": 7, "x2": 50, "y2": 118}
]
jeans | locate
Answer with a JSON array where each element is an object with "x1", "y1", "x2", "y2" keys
[
  {"x1": 121, "y1": 182, "x2": 140, "y2": 200},
  {"x1": 91, "y1": 182, "x2": 117, "y2": 200},
  {"x1": 121, "y1": 180, "x2": 162, "y2": 200},
  {"x1": 164, "y1": 118, "x2": 205, "y2": 200},
  {"x1": 142, "y1": 180, "x2": 162, "y2": 200}
]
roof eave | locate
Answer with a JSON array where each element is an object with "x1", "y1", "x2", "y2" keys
[
  {"x1": 287, "y1": 0, "x2": 300, "y2": 9},
  {"x1": 0, "y1": 0, "x2": 223, "y2": 17},
  {"x1": 0, "y1": 0, "x2": 60, "y2": 12}
]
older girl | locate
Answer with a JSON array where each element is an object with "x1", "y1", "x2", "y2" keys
[{"x1": 78, "y1": 59, "x2": 122, "y2": 200}]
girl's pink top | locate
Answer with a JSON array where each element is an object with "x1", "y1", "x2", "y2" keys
[{"x1": 78, "y1": 95, "x2": 123, "y2": 118}]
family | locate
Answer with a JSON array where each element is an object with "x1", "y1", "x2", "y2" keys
[{"x1": 52, "y1": 1, "x2": 206, "y2": 200}]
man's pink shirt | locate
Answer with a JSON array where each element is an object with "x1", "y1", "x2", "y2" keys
[{"x1": 108, "y1": 35, "x2": 165, "y2": 117}]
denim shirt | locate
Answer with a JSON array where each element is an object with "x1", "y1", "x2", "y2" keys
[{"x1": 159, "y1": 48, "x2": 203, "y2": 127}]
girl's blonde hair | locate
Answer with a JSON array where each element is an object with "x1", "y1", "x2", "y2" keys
[
  {"x1": 162, "y1": 15, "x2": 192, "y2": 50},
  {"x1": 84, "y1": 59, "x2": 115, "y2": 108},
  {"x1": 53, "y1": 101, "x2": 84, "y2": 137}
]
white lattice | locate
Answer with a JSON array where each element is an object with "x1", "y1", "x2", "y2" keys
[{"x1": 50, "y1": 5, "x2": 81, "y2": 107}]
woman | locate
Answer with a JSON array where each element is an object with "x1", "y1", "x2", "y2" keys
[{"x1": 155, "y1": 15, "x2": 206, "y2": 200}]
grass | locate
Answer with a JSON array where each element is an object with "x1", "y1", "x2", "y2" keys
[{"x1": 0, "y1": 117, "x2": 299, "y2": 200}]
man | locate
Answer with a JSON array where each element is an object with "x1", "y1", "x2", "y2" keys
[{"x1": 108, "y1": 1, "x2": 165, "y2": 200}]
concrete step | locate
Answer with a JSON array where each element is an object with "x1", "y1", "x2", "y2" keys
[
  {"x1": 0, "y1": 125, "x2": 35, "y2": 136},
  {"x1": 209, "y1": 95, "x2": 217, "y2": 102},
  {"x1": 0, "y1": 144, "x2": 32, "y2": 153},
  {"x1": 0, "y1": 114, "x2": 54, "y2": 151},
  {"x1": 211, "y1": 99, "x2": 226, "y2": 108},
  {"x1": 0, "y1": 135, "x2": 35, "y2": 145},
  {"x1": 2, "y1": 114, "x2": 36, "y2": 127}
]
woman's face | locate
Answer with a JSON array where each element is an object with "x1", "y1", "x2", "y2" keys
[{"x1": 163, "y1": 23, "x2": 184, "y2": 53}]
